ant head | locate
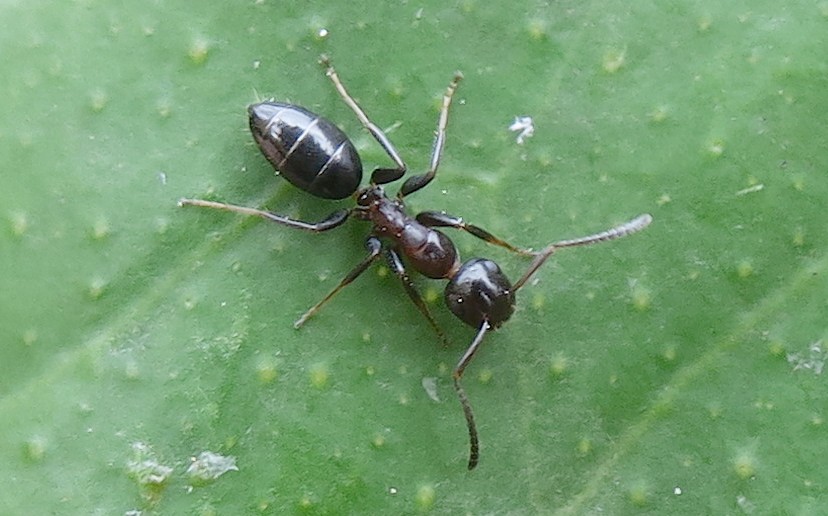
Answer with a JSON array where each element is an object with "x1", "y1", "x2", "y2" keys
[{"x1": 445, "y1": 258, "x2": 515, "y2": 329}]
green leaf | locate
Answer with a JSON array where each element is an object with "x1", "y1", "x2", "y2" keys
[{"x1": 2, "y1": 1, "x2": 826, "y2": 513}]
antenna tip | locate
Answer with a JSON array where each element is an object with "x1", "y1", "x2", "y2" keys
[{"x1": 635, "y1": 213, "x2": 653, "y2": 228}]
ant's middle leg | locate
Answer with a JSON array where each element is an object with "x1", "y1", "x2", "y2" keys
[
  {"x1": 293, "y1": 236, "x2": 383, "y2": 328},
  {"x1": 385, "y1": 247, "x2": 449, "y2": 347},
  {"x1": 398, "y1": 71, "x2": 464, "y2": 198},
  {"x1": 319, "y1": 55, "x2": 406, "y2": 185},
  {"x1": 415, "y1": 211, "x2": 534, "y2": 256},
  {"x1": 179, "y1": 198, "x2": 350, "y2": 233}
]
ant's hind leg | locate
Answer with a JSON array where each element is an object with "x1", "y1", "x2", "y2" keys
[
  {"x1": 416, "y1": 211, "x2": 534, "y2": 256},
  {"x1": 319, "y1": 55, "x2": 406, "y2": 185},
  {"x1": 179, "y1": 198, "x2": 350, "y2": 233},
  {"x1": 398, "y1": 71, "x2": 464, "y2": 197}
]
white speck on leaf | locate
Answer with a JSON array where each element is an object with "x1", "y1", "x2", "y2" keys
[
  {"x1": 186, "y1": 451, "x2": 239, "y2": 483},
  {"x1": 736, "y1": 494, "x2": 755, "y2": 513},
  {"x1": 422, "y1": 377, "x2": 440, "y2": 402},
  {"x1": 735, "y1": 184, "x2": 764, "y2": 196},
  {"x1": 126, "y1": 442, "x2": 173, "y2": 486},
  {"x1": 509, "y1": 116, "x2": 535, "y2": 145},
  {"x1": 787, "y1": 340, "x2": 826, "y2": 375}
]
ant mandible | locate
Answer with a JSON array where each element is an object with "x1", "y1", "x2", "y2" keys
[{"x1": 180, "y1": 55, "x2": 652, "y2": 470}]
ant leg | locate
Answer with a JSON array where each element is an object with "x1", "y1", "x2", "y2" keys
[
  {"x1": 179, "y1": 198, "x2": 350, "y2": 233},
  {"x1": 399, "y1": 72, "x2": 464, "y2": 198},
  {"x1": 319, "y1": 55, "x2": 406, "y2": 185},
  {"x1": 416, "y1": 211, "x2": 534, "y2": 256},
  {"x1": 453, "y1": 319, "x2": 490, "y2": 470},
  {"x1": 513, "y1": 214, "x2": 653, "y2": 291},
  {"x1": 385, "y1": 247, "x2": 449, "y2": 347},
  {"x1": 294, "y1": 236, "x2": 383, "y2": 328}
]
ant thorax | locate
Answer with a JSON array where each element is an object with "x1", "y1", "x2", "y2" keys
[{"x1": 354, "y1": 184, "x2": 388, "y2": 206}]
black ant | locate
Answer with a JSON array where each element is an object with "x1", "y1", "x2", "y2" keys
[{"x1": 179, "y1": 56, "x2": 652, "y2": 470}]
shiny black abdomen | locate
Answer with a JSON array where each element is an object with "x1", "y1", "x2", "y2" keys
[{"x1": 248, "y1": 102, "x2": 363, "y2": 199}]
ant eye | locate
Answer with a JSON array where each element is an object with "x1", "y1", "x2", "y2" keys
[{"x1": 445, "y1": 259, "x2": 515, "y2": 329}]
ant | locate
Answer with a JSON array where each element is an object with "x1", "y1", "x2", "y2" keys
[{"x1": 180, "y1": 56, "x2": 652, "y2": 470}]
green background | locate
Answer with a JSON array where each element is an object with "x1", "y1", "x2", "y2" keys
[{"x1": 2, "y1": 0, "x2": 826, "y2": 513}]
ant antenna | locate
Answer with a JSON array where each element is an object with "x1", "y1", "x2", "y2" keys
[
  {"x1": 452, "y1": 320, "x2": 490, "y2": 470},
  {"x1": 513, "y1": 214, "x2": 652, "y2": 291},
  {"x1": 454, "y1": 213, "x2": 652, "y2": 470}
]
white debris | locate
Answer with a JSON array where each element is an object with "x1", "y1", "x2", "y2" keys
[
  {"x1": 736, "y1": 494, "x2": 755, "y2": 513},
  {"x1": 787, "y1": 340, "x2": 826, "y2": 375},
  {"x1": 126, "y1": 442, "x2": 173, "y2": 486},
  {"x1": 509, "y1": 116, "x2": 535, "y2": 144},
  {"x1": 421, "y1": 377, "x2": 440, "y2": 402},
  {"x1": 735, "y1": 184, "x2": 764, "y2": 196},
  {"x1": 186, "y1": 451, "x2": 239, "y2": 483}
]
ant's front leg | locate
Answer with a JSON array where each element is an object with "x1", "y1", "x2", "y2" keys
[{"x1": 416, "y1": 211, "x2": 534, "y2": 256}]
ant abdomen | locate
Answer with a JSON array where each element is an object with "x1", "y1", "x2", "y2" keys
[
  {"x1": 445, "y1": 258, "x2": 515, "y2": 329},
  {"x1": 248, "y1": 102, "x2": 363, "y2": 200}
]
